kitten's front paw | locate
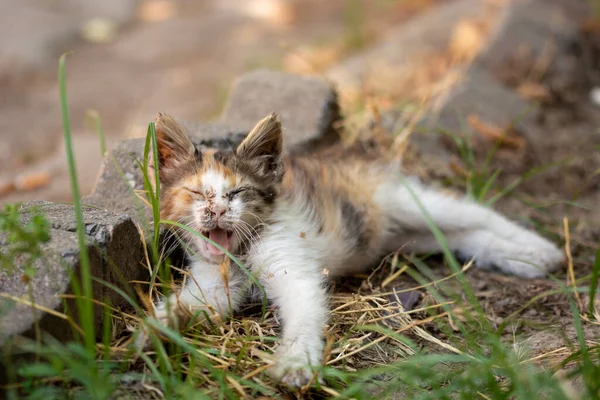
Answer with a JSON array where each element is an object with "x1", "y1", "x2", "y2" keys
[
  {"x1": 154, "y1": 300, "x2": 178, "y2": 327},
  {"x1": 269, "y1": 344, "x2": 322, "y2": 388},
  {"x1": 131, "y1": 302, "x2": 178, "y2": 352},
  {"x1": 269, "y1": 357, "x2": 320, "y2": 388}
]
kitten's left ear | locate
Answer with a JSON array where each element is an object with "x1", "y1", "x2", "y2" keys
[{"x1": 236, "y1": 113, "x2": 283, "y2": 173}]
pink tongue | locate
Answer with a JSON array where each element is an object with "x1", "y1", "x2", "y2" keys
[{"x1": 207, "y1": 228, "x2": 230, "y2": 255}]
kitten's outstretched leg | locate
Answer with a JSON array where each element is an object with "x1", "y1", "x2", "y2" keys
[
  {"x1": 251, "y1": 245, "x2": 328, "y2": 387},
  {"x1": 155, "y1": 260, "x2": 248, "y2": 329},
  {"x1": 377, "y1": 179, "x2": 564, "y2": 278}
]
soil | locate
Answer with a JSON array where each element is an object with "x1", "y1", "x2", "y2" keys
[
  {"x1": 309, "y1": 10, "x2": 600, "y2": 383},
  {"x1": 2, "y1": 0, "x2": 600, "y2": 396}
]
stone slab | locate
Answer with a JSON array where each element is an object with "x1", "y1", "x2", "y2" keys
[
  {"x1": 0, "y1": 201, "x2": 146, "y2": 346},
  {"x1": 219, "y1": 69, "x2": 340, "y2": 153}
]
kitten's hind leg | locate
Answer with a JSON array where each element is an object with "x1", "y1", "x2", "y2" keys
[{"x1": 377, "y1": 179, "x2": 564, "y2": 278}]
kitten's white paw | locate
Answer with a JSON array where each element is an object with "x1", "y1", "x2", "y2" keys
[
  {"x1": 490, "y1": 244, "x2": 564, "y2": 278},
  {"x1": 269, "y1": 348, "x2": 321, "y2": 388},
  {"x1": 154, "y1": 301, "x2": 175, "y2": 326},
  {"x1": 131, "y1": 303, "x2": 175, "y2": 352},
  {"x1": 269, "y1": 358, "x2": 319, "y2": 388}
]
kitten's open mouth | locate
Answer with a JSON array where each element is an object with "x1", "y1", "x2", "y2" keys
[{"x1": 202, "y1": 228, "x2": 233, "y2": 256}]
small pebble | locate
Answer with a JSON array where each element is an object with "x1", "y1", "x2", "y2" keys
[
  {"x1": 590, "y1": 87, "x2": 600, "y2": 106},
  {"x1": 81, "y1": 18, "x2": 118, "y2": 44}
]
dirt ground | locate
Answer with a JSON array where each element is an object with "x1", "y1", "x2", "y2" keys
[
  {"x1": 290, "y1": 10, "x2": 600, "y2": 382},
  {"x1": 344, "y1": 22, "x2": 600, "y2": 373},
  {"x1": 2, "y1": 0, "x2": 600, "y2": 396}
]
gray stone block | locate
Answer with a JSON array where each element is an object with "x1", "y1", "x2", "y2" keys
[
  {"x1": 428, "y1": 65, "x2": 535, "y2": 137},
  {"x1": 219, "y1": 69, "x2": 340, "y2": 153},
  {"x1": 0, "y1": 201, "x2": 146, "y2": 346},
  {"x1": 325, "y1": 0, "x2": 487, "y2": 97},
  {"x1": 476, "y1": 0, "x2": 586, "y2": 75}
]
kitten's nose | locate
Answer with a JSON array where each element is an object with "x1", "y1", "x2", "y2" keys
[{"x1": 213, "y1": 207, "x2": 225, "y2": 219}]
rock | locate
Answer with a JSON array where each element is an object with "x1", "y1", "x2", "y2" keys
[
  {"x1": 219, "y1": 69, "x2": 340, "y2": 153},
  {"x1": 0, "y1": 201, "x2": 146, "y2": 347},
  {"x1": 388, "y1": 290, "x2": 421, "y2": 312},
  {"x1": 476, "y1": 0, "x2": 587, "y2": 77},
  {"x1": 0, "y1": 134, "x2": 108, "y2": 205},
  {"x1": 325, "y1": 0, "x2": 492, "y2": 102},
  {"x1": 427, "y1": 65, "x2": 535, "y2": 138},
  {"x1": 474, "y1": 0, "x2": 590, "y2": 107},
  {"x1": 83, "y1": 122, "x2": 248, "y2": 219}
]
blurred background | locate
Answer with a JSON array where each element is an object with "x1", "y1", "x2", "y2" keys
[
  {"x1": 0, "y1": 0, "x2": 594, "y2": 207},
  {"x1": 1, "y1": 0, "x2": 450, "y2": 204}
]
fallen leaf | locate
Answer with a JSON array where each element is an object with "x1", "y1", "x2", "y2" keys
[
  {"x1": 449, "y1": 157, "x2": 468, "y2": 177},
  {"x1": 219, "y1": 0, "x2": 296, "y2": 27},
  {"x1": 449, "y1": 19, "x2": 487, "y2": 62},
  {"x1": 0, "y1": 179, "x2": 16, "y2": 197},
  {"x1": 81, "y1": 18, "x2": 118, "y2": 44},
  {"x1": 14, "y1": 172, "x2": 51, "y2": 192},
  {"x1": 467, "y1": 114, "x2": 526, "y2": 150},
  {"x1": 283, "y1": 45, "x2": 342, "y2": 74},
  {"x1": 138, "y1": 0, "x2": 176, "y2": 22},
  {"x1": 516, "y1": 81, "x2": 551, "y2": 101},
  {"x1": 388, "y1": 290, "x2": 421, "y2": 312},
  {"x1": 580, "y1": 18, "x2": 600, "y2": 34}
]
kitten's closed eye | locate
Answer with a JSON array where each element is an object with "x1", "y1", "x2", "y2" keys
[
  {"x1": 227, "y1": 187, "x2": 248, "y2": 200},
  {"x1": 185, "y1": 188, "x2": 204, "y2": 198}
]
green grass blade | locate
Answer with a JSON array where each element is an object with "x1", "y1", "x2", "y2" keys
[
  {"x1": 86, "y1": 109, "x2": 106, "y2": 156},
  {"x1": 588, "y1": 247, "x2": 600, "y2": 317},
  {"x1": 150, "y1": 122, "x2": 161, "y2": 256},
  {"x1": 486, "y1": 159, "x2": 565, "y2": 206},
  {"x1": 58, "y1": 53, "x2": 95, "y2": 355},
  {"x1": 477, "y1": 168, "x2": 501, "y2": 202}
]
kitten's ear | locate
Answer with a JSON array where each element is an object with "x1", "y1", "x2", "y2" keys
[
  {"x1": 236, "y1": 113, "x2": 283, "y2": 170},
  {"x1": 152, "y1": 113, "x2": 195, "y2": 177}
]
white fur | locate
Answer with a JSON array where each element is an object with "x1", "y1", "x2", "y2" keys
[
  {"x1": 201, "y1": 169, "x2": 230, "y2": 197},
  {"x1": 157, "y1": 172, "x2": 564, "y2": 387},
  {"x1": 155, "y1": 258, "x2": 247, "y2": 327},
  {"x1": 374, "y1": 179, "x2": 563, "y2": 278}
]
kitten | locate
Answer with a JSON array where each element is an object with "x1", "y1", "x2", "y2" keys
[{"x1": 149, "y1": 112, "x2": 564, "y2": 387}]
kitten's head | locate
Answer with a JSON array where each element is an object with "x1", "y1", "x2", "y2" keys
[{"x1": 151, "y1": 113, "x2": 283, "y2": 261}]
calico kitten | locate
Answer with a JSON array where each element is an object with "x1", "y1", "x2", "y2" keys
[{"x1": 149, "y1": 112, "x2": 564, "y2": 387}]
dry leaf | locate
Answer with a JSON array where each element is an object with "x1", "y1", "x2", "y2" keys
[
  {"x1": 220, "y1": 0, "x2": 296, "y2": 27},
  {"x1": 138, "y1": 0, "x2": 176, "y2": 22},
  {"x1": 14, "y1": 172, "x2": 51, "y2": 192},
  {"x1": 81, "y1": 18, "x2": 118, "y2": 44},
  {"x1": 516, "y1": 81, "x2": 551, "y2": 101},
  {"x1": 467, "y1": 115, "x2": 526, "y2": 150},
  {"x1": 449, "y1": 19, "x2": 487, "y2": 62},
  {"x1": 282, "y1": 45, "x2": 342, "y2": 75},
  {"x1": 449, "y1": 157, "x2": 468, "y2": 177},
  {"x1": 580, "y1": 18, "x2": 600, "y2": 34},
  {"x1": 0, "y1": 179, "x2": 16, "y2": 197}
]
